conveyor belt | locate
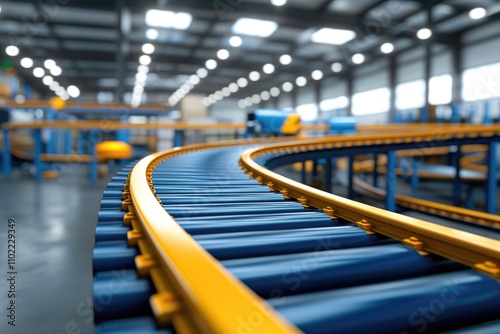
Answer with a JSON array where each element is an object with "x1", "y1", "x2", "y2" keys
[{"x1": 93, "y1": 139, "x2": 500, "y2": 333}]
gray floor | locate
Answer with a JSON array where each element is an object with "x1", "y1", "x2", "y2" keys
[{"x1": 0, "y1": 166, "x2": 112, "y2": 334}]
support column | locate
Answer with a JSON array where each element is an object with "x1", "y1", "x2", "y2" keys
[
  {"x1": 348, "y1": 156, "x2": 354, "y2": 199},
  {"x1": 33, "y1": 129, "x2": 42, "y2": 181},
  {"x1": 386, "y1": 151, "x2": 396, "y2": 211},
  {"x1": 372, "y1": 153, "x2": 378, "y2": 187},
  {"x1": 486, "y1": 142, "x2": 497, "y2": 214},
  {"x1": 2, "y1": 129, "x2": 11, "y2": 175},
  {"x1": 325, "y1": 156, "x2": 332, "y2": 193},
  {"x1": 452, "y1": 145, "x2": 462, "y2": 206}
]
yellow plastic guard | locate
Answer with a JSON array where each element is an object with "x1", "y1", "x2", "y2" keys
[
  {"x1": 281, "y1": 113, "x2": 301, "y2": 135},
  {"x1": 95, "y1": 141, "x2": 133, "y2": 161}
]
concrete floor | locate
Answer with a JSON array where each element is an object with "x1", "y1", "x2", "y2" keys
[{"x1": 0, "y1": 166, "x2": 112, "y2": 334}]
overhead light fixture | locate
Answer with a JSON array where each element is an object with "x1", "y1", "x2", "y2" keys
[
  {"x1": 238, "y1": 100, "x2": 246, "y2": 109},
  {"x1": 260, "y1": 91, "x2": 270, "y2": 101},
  {"x1": 229, "y1": 83, "x2": 239, "y2": 93},
  {"x1": 49, "y1": 81, "x2": 59, "y2": 91},
  {"x1": 282, "y1": 81, "x2": 293, "y2": 92},
  {"x1": 5, "y1": 45, "x2": 19, "y2": 57},
  {"x1": 55, "y1": 86, "x2": 66, "y2": 97},
  {"x1": 67, "y1": 85, "x2": 80, "y2": 98},
  {"x1": 189, "y1": 74, "x2": 200, "y2": 85},
  {"x1": 20, "y1": 57, "x2": 33, "y2": 68},
  {"x1": 231, "y1": 18, "x2": 278, "y2": 38},
  {"x1": 245, "y1": 97, "x2": 253, "y2": 106},
  {"x1": 252, "y1": 94, "x2": 261, "y2": 104},
  {"x1": 229, "y1": 36, "x2": 242, "y2": 47},
  {"x1": 263, "y1": 63, "x2": 275, "y2": 74},
  {"x1": 237, "y1": 77, "x2": 248, "y2": 88},
  {"x1": 296, "y1": 76, "x2": 307, "y2": 87},
  {"x1": 270, "y1": 87, "x2": 280, "y2": 97},
  {"x1": 137, "y1": 65, "x2": 149, "y2": 74},
  {"x1": 205, "y1": 59, "x2": 217, "y2": 70},
  {"x1": 380, "y1": 42, "x2": 394, "y2": 54},
  {"x1": 416, "y1": 28, "x2": 432, "y2": 40},
  {"x1": 44, "y1": 59, "x2": 56, "y2": 69},
  {"x1": 50, "y1": 66, "x2": 62, "y2": 76},
  {"x1": 33, "y1": 67, "x2": 45, "y2": 78},
  {"x1": 271, "y1": 0, "x2": 287, "y2": 6},
  {"x1": 134, "y1": 86, "x2": 144, "y2": 94},
  {"x1": 311, "y1": 70, "x2": 323, "y2": 81},
  {"x1": 311, "y1": 28, "x2": 356, "y2": 45},
  {"x1": 145, "y1": 9, "x2": 192, "y2": 30},
  {"x1": 217, "y1": 49, "x2": 230, "y2": 60},
  {"x1": 352, "y1": 53, "x2": 365, "y2": 64},
  {"x1": 142, "y1": 43, "x2": 155, "y2": 54},
  {"x1": 249, "y1": 71, "x2": 260, "y2": 81},
  {"x1": 139, "y1": 55, "x2": 151, "y2": 65},
  {"x1": 215, "y1": 91, "x2": 223, "y2": 100},
  {"x1": 136, "y1": 72, "x2": 147, "y2": 82},
  {"x1": 222, "y1": 87, "x2": 231, "y2": 97},
  {"x1": 279, "y1": 54, "x2": 292, "y2": 65},
  {"x1": 469, "y1": 7, "x2": 486, "y2": 20},
  {"x1": 197, "y1": 68, "x2": 208, "y2": 78},
  {"x1": 42, "y1": 75, "x2": 53, "y2": 86},
  {"x1": 146, "y1": 28, "x2": 159, "y2": 40},
  {"x1": 331, "y1": 62, "x2": 342, "y2": 73}
]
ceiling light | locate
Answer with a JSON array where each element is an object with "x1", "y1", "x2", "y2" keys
[
  {"x1": 352, "y1": 53, "x2": 365, "y2": 64},
  {"x1": 311, "y1": 70, "x2": 323, "y2": 81},
  {"x1": 142, "y1": 43, "x2": 155, "y2": 54},
  {"x1": 189, "y1": 75, "x2": 200, "y2": 85},
  {"x1": 146, "y1": 28, "x2": 159, "y2": 40},
  {"x1": 245, "y1": 97, "x2": 253, "y2": 106},
  {"x1": 249, "y1": 71, "x2": 260, "y2": 81},
  {"x1": 44, "y1": 59, "x2": 56, "y2": 69},
  {"x1": 260, "y1": 91, "x2": 270, "y2": 101},
  {"x1": 238, "y1": 100, "x2": 246, "y2": 109},
  {"x1": 137, "y1": 65, "x2": 149, "y2": 74},
  {"x1": 296, "y1": 76, "x2": 307, "y2": 87},
  {"x1": 60, "y1": 92, "x2": 70, "y2": 101},
  {"x1": 133, "y1": 86, "x2": 144, "y2": 94},
  {"x1": 229, "y1": 36, "x2": 242, "y2": 47},
  {"x1": 217, "y1": 49, "x2": 230, "y2": 60},
  {"x1": 42, "y1": 75, "x2": 53, "y2": 86},
  {"x1": 139, "y1": 55, "x2": 151, "y2": 65},
  {"x1": 222, "y1": 87, "x2": 231, "y2": 97},
  {"x1": 202, "y1": 98, "x2": 211, "y2": 107},
  {"x1": 469, "y1": 7, "x2": 486, "y2": 20},
  {"x1": 33, "y1": 67, "x2": 45, "y2": 78},
  {"x1": 252, "y1": 94, "x2": 261, "y2": 104},
  {"x1": 263, "y1": 63, "x2": 275, "y2": 74},
  {"x1": 136, "y1": 72, "x2": 147, "y2": 82},
  {"x1": 279, "y1": 54, "x2": 292, "y2": 65},
  {"x1": 145, "y1": 9, "x2": 192, "y2": 30},
  {"x1": 215, "y1": 91, "x2": 223, "y2": 100},
  {"x1": 49, "y1": 81, "x2": 59, "y2": 91},
  {"x1": 380, "y1": 42, "x2": 394, "y2": 54},
  {"x1": 205, "y1": 59, "x2": 217, "y2": 70},
  {"x1": 270, "y1": 87, "x2": 280, "y2": 97},
  {"x1": 67, "y1": 85, "x2": 80, "y2": 98},
  {"x1": 282, "y1": 82, "x2": 293, "y2": 92},
  {"x1": 311, "y1": 28, "x2": 356, "y2": 45},
  {"x1": 417, "y1": 28, "x2": 432, "y2": 40},
  {"x1": 5, "y1": 45, "x2": 19, "y2": 57},
  {"x1": 196, "y1": 68, "x2": 208, "y2": 79},
  {"x1": 229, "y1": 83, "x2": 239, "y2": 93},
  {"x1": 20, "y1": 57, "x2": 33, "y2": 68},
  {"x1": 50, "y1": 66, "x2": 62, "y2": 76},
  {"x1": 135, "y1": 80, "x2": 145, "y2": 87},
  {"x1": 55, "y1": 86, "x2": 66, "y2": 97},
  {"x1": 231, "y1": 18, "x2": 278, "y2": 38},
  {"x1": 331, "y1": 62, "x2": 342, "y2": 73},
  {"x1": 237, "y1": 77, "x2": 248, "y2": 88},
  {"x1": 271, "y1": 0, "x2": 287, "y2": 6},
  {"x1": 208, "y1": 94, "x2": 217, "y2": 103}
]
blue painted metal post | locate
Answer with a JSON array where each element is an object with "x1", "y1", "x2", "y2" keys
[
  {"x1": 411, "y1": 159, "x2": 419, "y2": 192},
  {"x1": 301, "y1": 161, "x2": 307, "y2": 185},
  {"x1": 116, "y1": 116, "x2": 130, "y2": 142},
  {"x1": 33, "y1": 129, "x2": 43, "y2": 180},
  {"x1": 78, "y1": 131, "x2": 85, "y2": 154},
  {"x1": 46, "y1": 108, "x2": 57, "y2": 154},
  {"x1": 2, "y1": 129, "x2": 12, "y2": 175},
  {"x1": 64, "y1": 130, "x2": 71, "y2": 154},
  {"x1": 348, "y1": 156, "x2": 354, "y2": 199},
  {"x1": 486, "y1": 142, "x2": 497, "y2": 214},
  {"x1": 386, "y1": 151, "x2": 396, "y2": 212},
  {"x1": 325, "y1": 157, "x2": 332, "y2": 193},
  {"x1": 451, "y1": 104, "x2": 460, "y2": 124},
  {"x1": 89, "y1": 130, "x2": 98, "y2": 185},
  {"x1": 372, "y1": 153, "x2": 378, "y2": 187},
  {"x1": 421, "y1": 105, "x2": 429, "y2": 123},
  {"x1": 483, "y1": 100, "x2": 492, "y2": 124},
  {"x1": 173, "y1": 130, "x2": 183, "y2": 147},
  {"x1": 452, "y1": 146, "x2": 462, "y2": 206}
]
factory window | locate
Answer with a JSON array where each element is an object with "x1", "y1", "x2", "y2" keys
[
  {"x1": 352, "y1": 88, "x2": 390, "y2": 115},
  {"x1": 396, "y1": 79, "x2": 425, "y2": 110},
  {"x1": 462, "y1": 62, "x2": 500, "y2": 101},
  {"x1": 296, "y1": 103, "x2": 318, "y2": 121},
  {"x1": 320, "y1": 96, "x2": 349, "y2": 111},
  {"x1": 429, "y1": 74, "x2": 452, "y2": 105}
]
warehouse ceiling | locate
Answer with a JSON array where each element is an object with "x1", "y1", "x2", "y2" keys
[{"x1": 1, "y1": 0, "x2": 499, "y2": 106}]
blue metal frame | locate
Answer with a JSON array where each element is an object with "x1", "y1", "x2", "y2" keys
[
  {"x1": 372, "y1": 153, "x2": 378, "y2": 187},
  {"x1": 486, "y1": 142, "x2": 497, "y2": 214},
  {"x1": 386, "y1": 151, "x2": 396, "y2": 212},
  {"x1": 348, "y1": 156, "x2": 354, "y2": 199},
  {"x1": 33, "y1": 129, "x2": 42, "y2": 180},
  {"x1": 89, "y1": 129, "x2": 98, "y2": 185},
  {"x1": 2, "y1": 129, "x2": 11, "y2": 175},
  {"x1": 324, "y1": 157, "x2": 332, "y2": 193},
  {"x1": 452, "y1": 145, "x2": 462, "y2": 206}
]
